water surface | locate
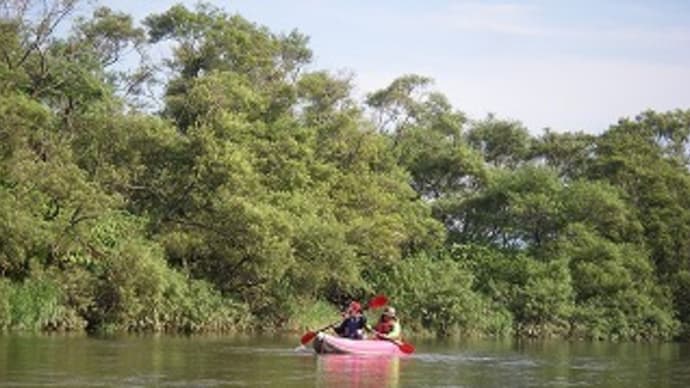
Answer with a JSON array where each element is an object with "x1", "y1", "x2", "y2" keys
[{"x1": 1, "y1": 334, "x2": 688, "y2": 387}]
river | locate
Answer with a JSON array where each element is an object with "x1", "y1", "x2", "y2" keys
[{"x1": 1, "y1": 334, "x2": 689, "y2": 387}]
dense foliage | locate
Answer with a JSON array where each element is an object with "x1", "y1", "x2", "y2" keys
[{"x1": 1, "y1": 1, "x2": 688, "y2": 340}]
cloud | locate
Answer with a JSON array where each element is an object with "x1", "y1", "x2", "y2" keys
[
  {"x1": 422, "y1": 2, "x2": 545, "y2": 36},
  {"x1": 419, "y1": 1, "x2": 690, "y2": 48},
  {"x1": 564, "y1": 25, "x2": 690, "y2": 46}
]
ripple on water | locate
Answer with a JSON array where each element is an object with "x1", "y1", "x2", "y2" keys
[
  {"x1": 415, "y1": 353, "x2": 493, "y2": 363},
  {"x1": 225, "y1": 345, "x2": 312, "y2": 357},
  {"x1": 415, "y1": 352, "x2": 538, "y2": 368},
  {"x1": 566, "y1": 357, "x2": 612, "y2": 371}
]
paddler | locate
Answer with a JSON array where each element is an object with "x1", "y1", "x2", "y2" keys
[
  {"x1": 373, "y1": 306, "x2": 402, "y2": 341},
  {"x1": 333, "y1": 301, "x2": 370, "y2": 339}
]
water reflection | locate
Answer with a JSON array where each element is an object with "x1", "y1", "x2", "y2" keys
[
  {"x1": 2, "y1": 335, "x2": 690, "y2": 387},
  {"x1": 315, "y1": 355, "x2": 401, "y2": 388}
]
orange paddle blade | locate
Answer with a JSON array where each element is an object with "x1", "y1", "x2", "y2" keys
[
  {"x1": 398, "y1": 341, "x2": 415, "y2": 354},
  {"x1": 300, "y1": 331, "x2": 317, "y2": 345},
  {"x1": 368, "y1": 295, "x2": 388, "y2": 309}
]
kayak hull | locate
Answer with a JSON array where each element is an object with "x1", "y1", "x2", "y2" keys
[{"x1": 313, "y1": 333, "x2": 406, "y2": 356}]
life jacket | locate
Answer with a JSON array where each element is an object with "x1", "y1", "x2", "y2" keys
[
  {"x1": 374, "y1": 320, "x2": 394, "y2": 334},
  {"x1": 339, "y1": 315, "x2": 367, "y2": 339}
]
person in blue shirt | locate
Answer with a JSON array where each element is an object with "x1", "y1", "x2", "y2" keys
[{"x1": 333, "y1": 301, "x2": 370, "y2": 339}]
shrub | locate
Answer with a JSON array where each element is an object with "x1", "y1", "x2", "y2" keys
[{"x1": 372, "y1": 250, "x2": 509, "y2": 337}]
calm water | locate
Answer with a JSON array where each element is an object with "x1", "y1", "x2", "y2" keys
[{"x1": 1, "y1": 334, "x2": 689, "y2": 387}]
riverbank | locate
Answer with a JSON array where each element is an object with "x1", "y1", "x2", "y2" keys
[{"x1": 0, "y1": 286, "x2": 684, "y2": 342}]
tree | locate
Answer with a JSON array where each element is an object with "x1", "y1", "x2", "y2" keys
[
  {"x1": 367, "y1": 75, "x2": 487, "y2": 201},
  {"x1": 586, "y1": 112, "x2": 690, "y2": 335},
  {"x1": 466, "y1": 115, "x2": 532, "y2": 169},
  {"x1": 530, "y1": 129, "x2": 595, "y2": 179},
  {"x1": 144, "y1": 4, "x2": 311, "y2": 129}
]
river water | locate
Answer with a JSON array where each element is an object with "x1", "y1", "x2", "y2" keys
[{"x1": 1, "y1": 334, "x2": 689, "y2": 387}]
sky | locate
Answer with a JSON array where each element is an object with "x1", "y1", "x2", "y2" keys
[{"x1": 99, "y1": 0, "x2": 690, "y2": 134}]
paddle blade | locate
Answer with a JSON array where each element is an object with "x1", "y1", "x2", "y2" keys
[
  {"x1": 294, "y1": 344, "x2": 308, "y2": 352},
  {"x1": 398, "y1": 342, "x2": 415, "y2": 354},
  {"x1": 300, "y1": 331, "x2": 317, "y2": 345},
  {"x1": 368, "y1": 295, "x2": 388, "y2": 309}
]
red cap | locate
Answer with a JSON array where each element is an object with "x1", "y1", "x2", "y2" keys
[{"x1": 349, "y1": 301, "x2": 362, "y2": 313}]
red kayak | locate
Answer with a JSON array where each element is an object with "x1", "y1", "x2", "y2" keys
[{"x1": 313, "y1": 333, "x2": 409, "y2": 356}]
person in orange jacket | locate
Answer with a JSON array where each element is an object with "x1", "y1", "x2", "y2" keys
[{"x1": 373, "y1": 306, "x2": 401, "y2": 340}]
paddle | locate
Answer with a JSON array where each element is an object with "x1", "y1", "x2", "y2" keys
[
  {"x1": 299, "y1": 322, "x2": 338, "y2": 345},
  {"x1": 392, "y1": 340, "x2": 415, "y2": 354},
  {"x1": 299, "y1": 294, "x2": 389, "y2": 345},
  {"x1": 374, "y1": 332, "x2": 415, "y2": 354}
]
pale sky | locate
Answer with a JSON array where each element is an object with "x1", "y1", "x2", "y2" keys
[{"x1": 99, "y1": 0, "x2": 690, "y2": 133}]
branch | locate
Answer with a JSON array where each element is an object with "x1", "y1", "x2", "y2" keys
[
  {"x1": 226, "y1": 253, "x2": 253, "y2": 278},
  {"x1": 15, "y1": 0, "x2": 77, "y2": 68},
  {"x1": 0, "y1": 46, "x2": 12, "y2": 67},
  {"x1": 168, "y1": 217, "x2": 239, "y2": 244}
]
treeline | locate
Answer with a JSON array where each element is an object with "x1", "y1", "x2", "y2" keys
[{"x1": 1, "y1": 1, "x2": 689, "y2": 340}]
